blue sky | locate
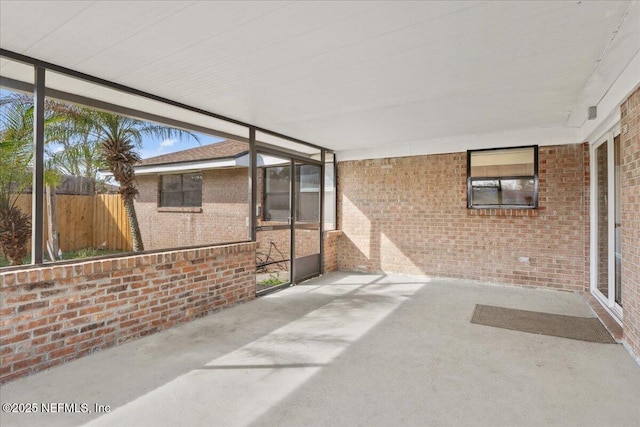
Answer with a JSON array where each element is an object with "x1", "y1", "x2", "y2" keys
[
  {"x1": 36, "y1": 125, "x2": 226, "y2": 162},
  {"x1": 46, "y1": 132, "x2": 224, "y2": 160},
  {"x1": 139, "y1": 133, "x2": 224, "y2": 160}
]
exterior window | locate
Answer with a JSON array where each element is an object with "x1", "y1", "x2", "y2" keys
[
  {"x1": 159, "y1": 172, "x2": 202, "y2": 207},
  {"x1": 467, "y1": 146, "x2": 538, "y2": 209}
]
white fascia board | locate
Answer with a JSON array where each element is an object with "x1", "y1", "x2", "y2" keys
[
  {"x1": 133, "y1": 158, "x2": 238, "y2": 175},
  {"x1": 104, "y1": 153, "x2": 318, "y2": 177},
  {"x1": 336, "y1": 126, "x2": 580, "y2": 161},
  {"x1": 256, "y1": 154, "x2": 290, "y2": 167},
  {"x1": 235, "y1": 153, "x2": 289, "y2": 167}
]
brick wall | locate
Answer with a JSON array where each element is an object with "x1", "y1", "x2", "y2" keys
[
  {"x1": 621, "y1": 87, "x2": 640, "y2": 359},
  {"x1": 0, "y1": 242, "x2": 256, "y2": 383},
  {"x1": 136, "y1": 168, "x2": 250, "y2": 250},
  {"x1": 323, "y1": 230, "x2": 342, "y2": 273},
  {"x1": 337, "y1": 143, "x2": 589, "y2": 291}
]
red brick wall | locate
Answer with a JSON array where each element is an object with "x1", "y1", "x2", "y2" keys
[
  {"x1": 0, "y1": 242, "x2": 256, "y2": 383},
  {"x1": 621, "y1": 87, "x2": 640, "y2": 359},
  {"x1": 323, "y1": 230, "x2": 342, "y2": 273},
  {"x1": 337, "y1": 143, "x2": 589, "y2": 291},
  {"x1": 136, "y1": 168, "x2": 250, "y2": 249}
]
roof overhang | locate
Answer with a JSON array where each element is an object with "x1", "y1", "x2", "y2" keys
[{"x1": 102, "y1": 153, "x2": 291, "y2": 176}]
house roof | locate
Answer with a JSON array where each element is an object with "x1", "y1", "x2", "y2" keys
[{"x1": 138, "y1": 140, "x2": 248, "y2": 167}]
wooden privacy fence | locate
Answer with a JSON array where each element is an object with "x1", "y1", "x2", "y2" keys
[
  {"x1": 92, "y1": 194, "x2": 132, "y2": 252},
  {"x1": 13, "y1": 193, "x2": 132, "y2": 255}
]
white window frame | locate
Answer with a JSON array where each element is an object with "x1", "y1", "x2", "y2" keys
[{"x1": 590, "y1": 124, "x2": 623, "y2": 323}]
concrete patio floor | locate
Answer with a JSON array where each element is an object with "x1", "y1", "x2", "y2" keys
[{"x1": 1, "y1": 272, "x2": 639, "y2": 427}]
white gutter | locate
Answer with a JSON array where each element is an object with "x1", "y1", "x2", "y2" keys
[{"x1": 101, "y1": 153, "x2": 291, "y2": 177}]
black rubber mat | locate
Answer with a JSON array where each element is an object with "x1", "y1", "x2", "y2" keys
[{"x1": 471, "y1": 304, "x2": 616, "y2": 343}]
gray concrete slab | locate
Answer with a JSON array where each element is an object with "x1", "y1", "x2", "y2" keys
[{"x1": 1, "y1": 272, "x2": 639, "y2": 427}]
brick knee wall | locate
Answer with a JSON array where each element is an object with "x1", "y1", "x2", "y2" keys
[
  {"x1": 323, "y1": 230, "x2": 342, "y2": 273},
  {"x1": 0, "y1": 242, "x2": 256, "y2": 384}
]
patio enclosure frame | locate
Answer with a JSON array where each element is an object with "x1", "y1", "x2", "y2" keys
[{"x1": 0, "y1": 49, "x2": 335, "y2": 283}]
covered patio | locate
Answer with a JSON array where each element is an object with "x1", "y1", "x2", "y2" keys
[
  {"x1": 2, "y1": 272, "x2": 639, "y2": 427},
  {"x1": 1, "y1": 3, "x2": 640, "y2": 423}
]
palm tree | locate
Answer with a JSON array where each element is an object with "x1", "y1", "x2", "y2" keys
[
  {"x1": 89, "y1": 111, "x2": 198, "y2": 252},
  {"x1": 0, "y1": 95, "x2": 60, "y2": 264},
  {"x1": 45, "y1": 103, "x2": 106, "y2": 190},
  {"x1": 2, "y1": 92, "x2": 197, "y2": 256},
  {"x1": 0, "y1": 101, "x2": 34, "y2": 264}
]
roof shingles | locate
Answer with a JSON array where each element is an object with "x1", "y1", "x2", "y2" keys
[{"x1": 138, "y1": 139, "x2": 248, "y2": 166}]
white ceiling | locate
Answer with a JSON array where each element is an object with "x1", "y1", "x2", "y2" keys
[{"x1": 1, "y1": 1, "x2": 639, "y2": 159}]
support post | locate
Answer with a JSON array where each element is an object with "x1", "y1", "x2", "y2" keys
[
  {"x1": 289, "y1": 158, "x2": 296, "y2": 284},
  {"x1": 320, "y1": 150, "x2": 325, "y2": 274},
  {"x1": 249, "y1": 127, "x2": 257, "y2": 242},
  {"x1": 31, "y1": 66, "x2": 45, "y2": 264},
  {"x1": 45, "y1": 185, "x2": 60, "y2": 260}
]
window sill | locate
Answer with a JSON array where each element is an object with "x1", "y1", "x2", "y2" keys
[
  {"x1": 157, "y1": 207, "x2": 203, "y2": 213},
  {"x1": 467, "y1": 208, "x2": 540, "y2": 217}
]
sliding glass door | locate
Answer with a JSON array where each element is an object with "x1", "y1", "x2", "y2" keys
[{"x1": 591, "y1": 130, "x2": 622, "y2": 319}]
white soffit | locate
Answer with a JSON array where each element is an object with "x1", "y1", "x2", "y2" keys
[
  {"x1": 133, "y1": 158, "x2": 239, "y2": 176},
  {"x1": 131, "y1": 153, "x2": 288, "y2": 175},
  {"x1": 1, "y1": 0, "x2": 638, "y2": 160}
]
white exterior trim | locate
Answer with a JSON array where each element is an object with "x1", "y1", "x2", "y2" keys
[
  {"x1": 100, "y1": 153, "x2": 291, "y2": 177},
  {"x1": 134, "y1": 158, "x2": 239, "y2": 175}
]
